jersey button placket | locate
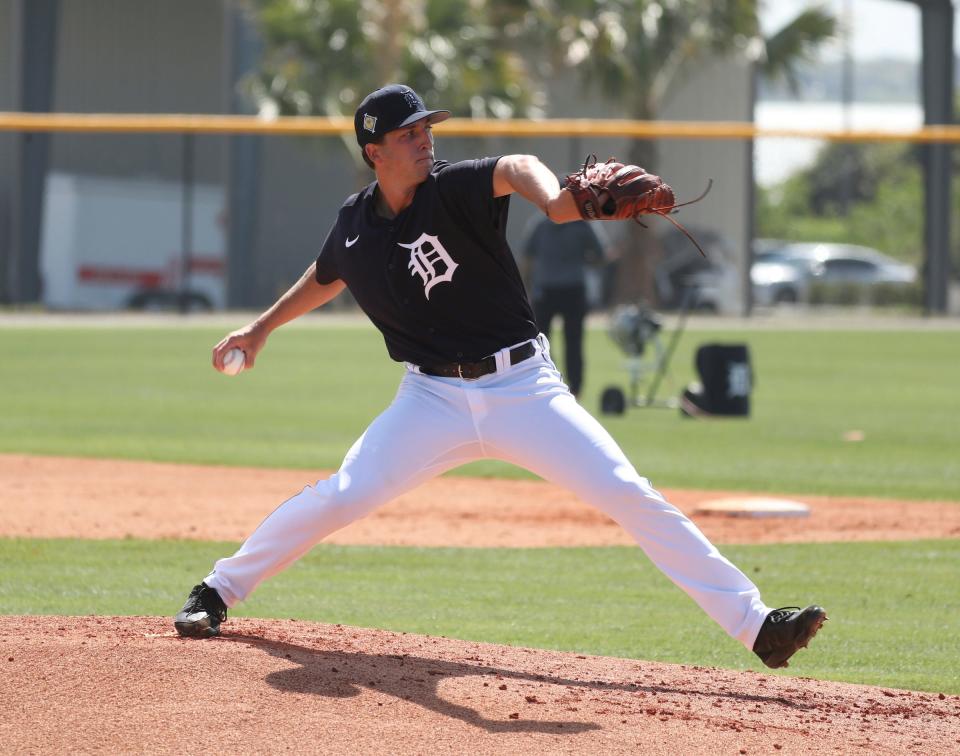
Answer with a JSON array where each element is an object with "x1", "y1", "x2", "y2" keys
[{"x1": 384, "y1": 241, "x2": 411, "y2": 311}]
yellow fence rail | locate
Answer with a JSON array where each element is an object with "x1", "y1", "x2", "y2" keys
[{"x1": 2, "y1": 112, "x2": 960, "y2": 143}]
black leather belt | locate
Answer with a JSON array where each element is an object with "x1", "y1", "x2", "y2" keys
[{"x1": 419, "y1": 341, "x2": 536, "y2": 380}]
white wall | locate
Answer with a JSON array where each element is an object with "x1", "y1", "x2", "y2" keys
[{"x1": 660, "y1": 56, "x2": 753, "y2": 311}]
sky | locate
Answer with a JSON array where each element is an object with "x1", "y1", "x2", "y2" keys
[{"x1": 761, "y1": 0, "x2": 959, "y2": 62}]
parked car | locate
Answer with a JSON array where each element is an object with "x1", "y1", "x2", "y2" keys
[{"x1": 751, "y1": 241, "x2": 917, "y2": 306}]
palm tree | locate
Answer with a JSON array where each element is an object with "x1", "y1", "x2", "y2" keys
[
  {"x1": 536, "y1": 1, "x2": 836, "y2": 302},
  {"x1": 244, "y1": 0, "x2": 545, "y2": 164},
  {"x1": 245, "y1": 1, "x2": 835, "y2": 302},
  {"x1": 544, "y1": 2, "x2": 836, "y2": 166},
  {"x1": 247, "y1": 0, "x2": 833, "y2": 170}
]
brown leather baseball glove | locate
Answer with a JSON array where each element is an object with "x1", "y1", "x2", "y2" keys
[
  {"x1": 562, "y1": 156, "x2": 675, "y2": 221},
  {"x1": 562, "y1": 155, "x2": 712, "y2": 256}
]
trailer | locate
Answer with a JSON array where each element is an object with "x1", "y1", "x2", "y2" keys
[{"x1": 40, "y1": 172, "x2": 227, "y2": 311}]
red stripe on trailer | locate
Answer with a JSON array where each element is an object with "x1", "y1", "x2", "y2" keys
[{"x1": 77, "y1": 266, "x2": 164, "y2": 287}]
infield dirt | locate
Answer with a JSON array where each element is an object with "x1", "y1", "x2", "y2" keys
[
  {"x1": 3, "y1": 454, "x2": 959, "y2": 545},
  {"x1": 3, "y1": 616, "x2": 959, "y2": 754},
  {"x1": 2, "y1": 453, "x2": 960, "y2": 754}
]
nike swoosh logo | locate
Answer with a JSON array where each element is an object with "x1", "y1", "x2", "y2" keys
[{"x1": 345, "y1": 235, "x2": 359, "y2": 248}]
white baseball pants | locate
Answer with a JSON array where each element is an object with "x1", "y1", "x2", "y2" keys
[{"x1": 205, "y1": 336, "x2": 770, "y2": 649}]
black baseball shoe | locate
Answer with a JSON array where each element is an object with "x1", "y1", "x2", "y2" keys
[
  {"x1": 753, "y1": 605, "x2": 828, "y2": 669},
  {"x1": 174, "y1": 583, "x2": 227, "y2": 638}
]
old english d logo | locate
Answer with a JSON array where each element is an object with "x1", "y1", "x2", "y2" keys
[{"x1": 400, "y1": 233, "x2": 458, "y2": 300}]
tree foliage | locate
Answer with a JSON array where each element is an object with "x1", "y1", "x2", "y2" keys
[
  {"x1": 534, "y1": 1, "x2": 836, "y2": 302},
  {"x1": 759, "y1": 90, "x2": 960, "y2": 271},
  {"x1": 244, "y1": 0, "x2": 544, "y2": 120},
  {"x1": 756, "y1": 141, "x2": 934, "y2": 266},
  {"x1": 806, "y1": 142, "x2": 922, "y2": 215},
  {"x1": 762, "y1": 5, "x2": 838, "y2": 93},
  {"x1": 242, "y1": 0, "x2": 841, "y2": 302},
  {"x1": 541, "y1": 1, "x2": 834, "y2": 117},
  {"x1": 759, "y1": 75, "x2": 960, "y2": 277},
  {"x1": 245, "y1": 1, "x2": 836, "y2": 131}
]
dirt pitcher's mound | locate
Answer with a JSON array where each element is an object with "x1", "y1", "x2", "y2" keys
[
  {"x1": 3, "y1": 454, "x2": 959, "y2": 546},
  {"x1": 2, "y1": 616, "x2": 957, "y2": 754}
]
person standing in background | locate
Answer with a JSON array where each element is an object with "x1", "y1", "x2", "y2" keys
[{"x1": 522, "y1": 216, "x2": 606, "y2": 398}]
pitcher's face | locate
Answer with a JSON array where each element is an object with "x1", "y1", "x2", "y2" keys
[{"x1": 370, "y1": 119, "x2": 435, "y2": 183}]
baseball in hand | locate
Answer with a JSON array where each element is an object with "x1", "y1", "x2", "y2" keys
[{"x1": 221, "y1": 348, "x2": 246, "y2": 376}]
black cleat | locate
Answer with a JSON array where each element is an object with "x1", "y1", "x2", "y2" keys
[
  {"x1": 753, "y1": 605, "x2": 828, "y2": 669},
  {"x1": 174, "y1": 583, "x2": 227, "y2": 638}
]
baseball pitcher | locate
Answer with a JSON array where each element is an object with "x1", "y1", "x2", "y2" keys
[{"x1": 174, "y1": 84, "x2": 826, "y2": 670}]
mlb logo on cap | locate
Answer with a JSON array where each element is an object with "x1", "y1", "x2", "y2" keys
[{"x1": 354, "y1": 84, "x2": 450, "y2": 147}]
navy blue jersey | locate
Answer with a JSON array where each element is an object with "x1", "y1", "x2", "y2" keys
[{"x1": 315, "y1": 157, "x2": 538, "y2": 365}]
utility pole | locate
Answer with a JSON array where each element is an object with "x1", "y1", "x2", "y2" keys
[{"x1": 839, "y1": 0, "x2": 854, "y2": 217}]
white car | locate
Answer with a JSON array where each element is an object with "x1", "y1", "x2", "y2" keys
[{"x1": 751, "y1": 241, "x2": 917, "y2": 306}]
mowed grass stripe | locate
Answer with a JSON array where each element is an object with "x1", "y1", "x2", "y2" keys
[
  {"x1": 1, "y1": 537, "x2": 957, "y2": 694},
  {"x1": 1, "y1": 325, "x2": 958, "y2": 500}
]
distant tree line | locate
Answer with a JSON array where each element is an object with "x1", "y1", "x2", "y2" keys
[{"x1": 757, "y1": 120, "x2": 960, "y2": 272}]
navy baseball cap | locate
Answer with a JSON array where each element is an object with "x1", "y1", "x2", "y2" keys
[{"x1": 354, "y1": 84, "x2": 450, "y2": 147}]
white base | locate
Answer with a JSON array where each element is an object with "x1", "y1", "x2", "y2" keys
[{"x1": 694, "y1": 497, "x2": 811, "y2": 518}]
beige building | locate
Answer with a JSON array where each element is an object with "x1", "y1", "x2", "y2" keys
[{"x1": 1, "y1": 0, "x2": 752, "y2": 313}]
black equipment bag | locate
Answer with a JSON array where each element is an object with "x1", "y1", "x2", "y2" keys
[{"x1": 680, "y1": 343, "x2": 752, "y2": 418}]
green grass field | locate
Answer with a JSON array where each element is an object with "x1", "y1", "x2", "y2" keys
[
  {"x1": 1, "y1": 537, "x2": 957, "y2": 694},
  {"x1": 1, "y1": 319, "x2": 958, "y2": 694},
  {"x1": 2, "y1": 322, "x2": 958, "y2": 499}
]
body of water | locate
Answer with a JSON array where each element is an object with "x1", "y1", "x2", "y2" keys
[{"x1": 754, "y1": 101, "x2": 924, "y2": 186}]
